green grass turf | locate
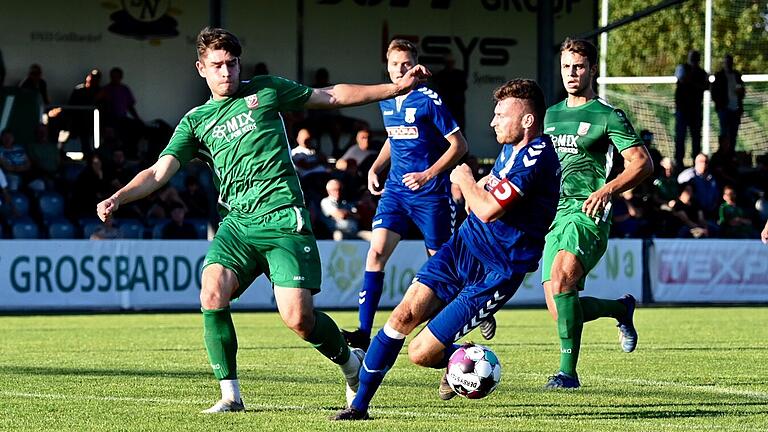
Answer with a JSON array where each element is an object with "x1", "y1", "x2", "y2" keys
[{"x1": 1, "y1": 307, "x2": 767, "y2": 431}]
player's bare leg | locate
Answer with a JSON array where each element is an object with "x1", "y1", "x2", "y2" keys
[
  {"x1": 200, "y1": 264, "x2": 245, "y2": 413},
  {"x1": 274, "y1": 287, "x2": 363, "y2": 407}
]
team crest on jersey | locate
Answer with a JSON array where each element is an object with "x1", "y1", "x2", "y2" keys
[
  {"x1": 245, "y1": 94, "x2": 259, "y2": 109},
  {"x1": 404, "y1": 108, "x2": 417, "y2": 123},
  {"x1": 577, "y1": 122, "x2": 591, "y2": 136}
]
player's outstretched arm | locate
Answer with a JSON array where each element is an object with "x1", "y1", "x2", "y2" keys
[
  {"x1": 402, "y1": 131, "x2": 468, "y2": 191},
  {"x1": 368, "y1": 140, "x2": 391, "y2": 196},
  {"x1": 450, "y1": 163, "x2": 505, "y2": 223},
  {"x1": 96, "y1": 155, "x2": 180, "y2": 223},
  {"x1": 582, "y1": 145, "x2": 652, "y2": 218},
  {"x1": 304, "y1": 65, "x2": 431, "y2": 109}
]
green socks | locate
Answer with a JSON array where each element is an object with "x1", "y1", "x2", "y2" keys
[
  {"x1": 554, "y1": 290, "x2": 583, "y2": 377},
  {"x1": 202, "y1": 307, "x2": 238, "y2": 380},
  {"x1": 580, "y1": 296, "x2": 627, "y2": 323},
  {"x1": 305, "y1": 310, "x2": 350, "y2": 365}
]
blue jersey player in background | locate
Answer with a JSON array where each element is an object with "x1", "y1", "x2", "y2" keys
[
  {"x1": 333, "y1": 79, "x2": 561, "y2": 420},
  {"x1": 342, "y1": 39, "x2": 471, "y2": 350}
]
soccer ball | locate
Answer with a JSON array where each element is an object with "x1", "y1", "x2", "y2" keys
[{"x1": 446, "y1": 343, "x2": 502, "y2": 399}]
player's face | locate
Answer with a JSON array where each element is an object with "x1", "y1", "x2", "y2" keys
[
  {"x1": 197, "y1": 49, "x2": 240, "y2": 100},
  {"x1": 387, "y1": 49, "x2": 416, "y2": 84},
  {"x1": 560, "y1": 50, "x2": 595, "y2": 96},
  {"x1": 490, "y1": 98, "x2": 525, "y2": 145}
]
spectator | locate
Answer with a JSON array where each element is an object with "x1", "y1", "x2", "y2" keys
[
  {"x1": 611, "y1": 189, "x2": 645, "y2": 238},
  {"x1": 254, "y1": 62, "x2": 269, "y2": 76},
  {"x1": 145, "y1": 184, "x2": 184, "y2": 220},
  {"x1": 674, "y1": 50, "x2": 709, "y2": 169},
  {"x1": 90, "y1": 219, "x2": 122, "y2": 240},
  {"x1": 677, "y1": 153, "x2": 719, "y2": 218},
  {"x1": 432, "y1": 54, "x2": 467, "y2": 131},
  {"x1": 717, "y1": 185, "x2": 754, "y2": 239},
  {"x1": 291, "y1": 128, "x2": 328, "y2": 179},
  {"x1": 303, "y1": 68, "x2": 368, "y2": 158},
  {"x1": 653, "y1": 157, "x2": 679, "y2": 210},
  {"x1": 0, "y1": 166, "x2": 14, "y2": 218},
  {"x1": 27, "y1": 124, "x2": 60, "y2": 188},
  {"x1": 104, "y1": 148, "x2": 135, "y2": 192},
  {"x1": 161, "y1": 203, "x2": 198, "y2": 239},
  {"x1": 0, "y1": 129, "x2": 33, "y2": 190},
  {"x1": 19, "y1": 64, "x2": 50, "y2": 105},
  {"x1": 98, "y1": 67, "x2": 144, "y2": 156},
  {"x1": 180, "y1": 175, "x2": 210, "y2": 219},
  {"x1": 72, "y1": 154, "x2": 111, "y2": 217},
  {"x1": 640, "y1": 129, "x2": 663, "y2": 178},
  {"x1": 68, "y1": 68, "x2": 102, "y2": 149},
  {"x1": 671, "y1": 183, "x2": 710, "y2": 238},
  {"x1": 711, "y1": 54, "x2": 745, "y2": 153},
  {"x1": 340, "y1": 128, "x2": 377, "y2": 168},
  {"x1": 331, "y1": 158, "x2": 364, "y2": 202},
  {"x1": 320, "y1": 179, "x2": 363, "y2": 241}
]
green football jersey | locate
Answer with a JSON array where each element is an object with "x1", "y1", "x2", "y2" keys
[
  {"x1": 160, "y1": 75, "x2": 313, "y2": 218},
  {"x1": 544, "y1": 98, "x2": 642, "y2": 214}
]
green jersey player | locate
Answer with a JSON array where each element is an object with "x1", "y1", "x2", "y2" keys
[
  {"x1": 541, "y1": 38, "x2": 653, "y2": 389},
  {"x1": 96, "y1": 27, "x2": 430, "y2": 413}
]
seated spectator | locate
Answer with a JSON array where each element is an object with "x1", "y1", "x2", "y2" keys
[
  {"x1": 331, "y1": 158, "x2": 364, "y2": 202},
  {"x1": 718, "y1": 185, "x2": 755, "y2": 239},
  {"x1": 27, "y1": 124, "x2": 60, "y2": 188},
  {"x1": 340, "y1": 128, "x2": 377, "y2": 167},
  {"x1": 671, "y1": 183, "x2": 711, "y2": 238},
  {"x1": 677, "y1": 153, "x2": 719, "y2": 218},
  {"x1": 90, "y1": 219, "x2": 122, "y2": 240},
  {"x1": 611, "y1": 189, "x2": 647, "y2": 238},
  {"x1": 653, "y1": 157, "x2": 679, "y2": 210},
  {"x1": 639, "y1": 129, "x2": 663, "y2": 178},
  {"x1": 291, "y1": 128, "x2": 328, "y2": 178},
  {"x1": 161, "y1": 203, "x2": 198, "y2": 239},
  {"x1": 0, "y1": 129, "x2": 33, "y2": 190},
  {"x1": 72, "y1": 154, "x2": 112, "y2": 217},
  {"x1": 180, "y1": 175, "x2": 210, "y2": 219},
  {"x1": 320, "y1": 179, "x2": 365, "y2": 241},
  {"x1": 104, "y1": 148, "x2": 135, "y2": 192},
  {"x1": 145, "y1": 184, "x2": 185, "y2": 220}
]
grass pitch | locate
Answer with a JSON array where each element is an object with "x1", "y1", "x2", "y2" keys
[{"x1": 2, "y1": 307, "x2": 767, "y2": 431}]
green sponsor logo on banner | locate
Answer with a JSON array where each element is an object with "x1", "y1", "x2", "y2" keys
[{"x1": 326, "y1": 244, "x2": 364, "y2": 292}]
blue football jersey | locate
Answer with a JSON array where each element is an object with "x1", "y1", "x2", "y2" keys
[
  {"x1": 458, "y1": 135, "x2": 561, "y2": 276},
  {"x1": 379, "y1": 86, "x2": 460, "y2": 196}
]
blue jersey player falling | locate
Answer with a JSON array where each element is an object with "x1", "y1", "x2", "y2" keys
[
  {"x1": 342, "y1": 39, "x2": 469, "y2": 350},
  {"x1": 334, "y1": 79, "x2": 561, "y2": 420}
]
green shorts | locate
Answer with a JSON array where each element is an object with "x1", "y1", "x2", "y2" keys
[
  {"x1": 204, "y1": 206, "x2": 322, "y2": 298},
  {"x1": 541, "y1": 211, "x2": 609, "y2": 290}
]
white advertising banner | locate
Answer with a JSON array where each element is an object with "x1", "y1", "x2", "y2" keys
[
  {"x1": 649, "y1": 239, "x2": 768, "y2": 303},
  {"x1": 0, "y1": 239, "x2": 642, "y2": 311}
]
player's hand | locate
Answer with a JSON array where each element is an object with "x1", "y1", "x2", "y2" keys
[
  {"x1": 761, "y1": 222, "x2": 768, "y2": 244},
  {"x1": 582, "y1": 187, "x2": 613, "y2": 219},
  {"x1": 96, "y1": 196, "x2": 120, "y2": 223},
  {"x1": 450, "y1": 164, "x2": 474, "y2": 185},
  {"x1": 402, "y1": 171, "x2": 431, "y2": 191},
  {"x1": 368, "y1": 170, "x2": 384, "y2": 196},
  {"x1": 395, "y1": 65, "x2": 431, "y2": 95}
]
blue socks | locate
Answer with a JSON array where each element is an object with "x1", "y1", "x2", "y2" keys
[
  {"x1": 358, "y1": 271, "x2": 385, "y2": 334},
  {"x1": 351, "y1": 327, "x2": 404, "y2": 412}
]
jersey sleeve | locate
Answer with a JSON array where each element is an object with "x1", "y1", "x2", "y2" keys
[
  {"x1": 606, "y1": 109, "x2": 643, "y2": 152},
  {"x1": 159, "y1": 115, "x2": 200, "y2": 166},
  {"x1": 268, "y1": 76, "x2": 313, "y2": 112},
  {"x1": 425, "y1": 90, "x2": 460, "y2": 137}
]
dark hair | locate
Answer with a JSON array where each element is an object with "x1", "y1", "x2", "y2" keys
[
  {"x1": 493, "y1": 79, "x2": 546, "y2": 124},
  {"x1": 196, "y1": 27, "x2": 242, "y2": 59},
  {"x1": 387, "y1": 39, "x2": 418, "y2": 62},
  {"x1": 560, "y1": 37, "x2": 598, "y2": 67}
]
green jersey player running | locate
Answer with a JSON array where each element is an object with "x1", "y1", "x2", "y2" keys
[
  {"x1": 96, "y1": 27, "x2": 430, "y2": 413},
  {"x1": 541, "y1": 38, "x2": 653, "y2": 389}
]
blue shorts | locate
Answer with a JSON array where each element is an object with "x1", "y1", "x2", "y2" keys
[
  {"x1": 416, "y1": 233, "x2": 526, "y2": 346},
  {"x1": 373, "y1": 190, "x2": 455, "y2": 250}
]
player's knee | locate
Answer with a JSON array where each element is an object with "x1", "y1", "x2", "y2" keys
[
  {"x1": 199, "y1": 286, "x2": 228, "y2": 309},
  {"x1": 282, "y1": 311, "x2": 314, "y2": 339},
  {"x1": 407, "y1": 340, "x2": 441, "y2": 367},
  {"x1": 366, "y1": 246, "x2": 388, "y2": 267},
  {"x1": 389, "y1": 306, "x2": 418, "y2": 331}
]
